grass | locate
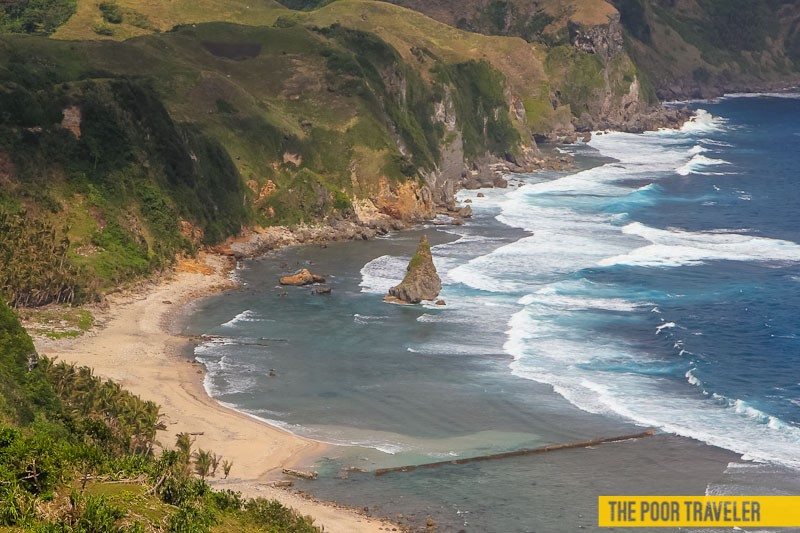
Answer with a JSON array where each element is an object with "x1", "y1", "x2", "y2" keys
[
  {"x1": 545, "y1": 45, "x2": 605, "y2": 115},
  {"x1": 82, "y1": 481, "x2": 173, "y2": 526},
  {"x1": 20, "y1": 306, "x2": 94, "y2": 339},
  {"x1": 4, "y1": 0, "x2": 700, "y2": 304},
  {"x1": 52, "y1": 0, "x2": 288, "y2": 40}
]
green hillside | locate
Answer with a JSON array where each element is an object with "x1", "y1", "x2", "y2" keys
[
  {"x1": 0, "y1": 2, "x2": 558, "y2": 305},
  {"x1": 2, "y1": 0, "x2": 798, "y2": 305},
  {"x1": 382, "y1": 0, "x2": 800, "y2": 99},
  {"x1": 0, "y1": 300, "x2": 321, "y2": 530},
  {"x1": 614, "y1": 0, "x2": 800, "y2": 99}
]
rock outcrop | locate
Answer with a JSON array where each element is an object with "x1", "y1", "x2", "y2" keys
[
  {"x1": 385, "y1": 235, "x2": 441, "y2": 304},
  {"x1": 279, "y1": 268, "x2": 325, "y2": 286}
]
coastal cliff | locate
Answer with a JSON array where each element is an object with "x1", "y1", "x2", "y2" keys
[{"x1": 1, "y1": 0, "x2": 798, "y2": 305}]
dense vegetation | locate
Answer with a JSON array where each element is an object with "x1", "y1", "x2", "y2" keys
[
  {"x1": 456, "y1": 0, "x2": 556, "y2": 43},
  {"x1": 0, "y1": 15, "x2": 531, "y2": 304},
  {"x1": 614, "y1": 0, "x2": 800, "y2": 97},
  {"x1": 0, "y1": 0, "x2": 76, "y2": 35},
  {"x1": 2, "y1": 0, "x2": 799, "y2": 306},
  {"x1": 0, "y1": 301, "x2": 319, "y2": 531},
  {"x1": 0, "y1": 37, "x2": 248, "y2": 303},
  {"x1": 435, "y1": 60, "x2": 519, "y2": 158}
]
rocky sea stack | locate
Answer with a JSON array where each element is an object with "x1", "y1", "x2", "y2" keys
[
  {"x1": 385, "y1": 235, "x2": 441, "y2": 304},
  {"x1": 279, "y1": 269, "x2": 326, "y2": 286}
]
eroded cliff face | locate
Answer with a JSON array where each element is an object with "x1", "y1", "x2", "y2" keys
[
  {"x1": 561, "y1": 13, "x2": 649, "y2": 132},
  {"x1": 380, "y1": 0, "x2": 687, "y2": 140}
]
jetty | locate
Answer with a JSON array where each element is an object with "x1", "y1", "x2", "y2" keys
[{"x1": 375, "y1": 429, "x2": 657, "y2": 476}]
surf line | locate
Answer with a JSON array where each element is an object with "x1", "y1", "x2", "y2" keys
[{"x1": 374, "y1": 429, "x2": 657, "y2": 476}]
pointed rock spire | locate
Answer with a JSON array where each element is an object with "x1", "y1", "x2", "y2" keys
[{"x1": 385, "y1": 235, "x2": 441, "y2": 304}]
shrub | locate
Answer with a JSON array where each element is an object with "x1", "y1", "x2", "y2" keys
[
  {"x1": 98, "y1": 2, "x2": 122, "y2": 24},
  {"x1": 244, "y1": 498, "x2": 318, "y2": 532},
  {"x1": 0, "y1": 0, "x2": 76, "y2": 35}
]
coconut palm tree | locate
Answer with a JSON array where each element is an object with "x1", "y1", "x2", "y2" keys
[{"x1": 193, "y1": 449, "x2": 212, "y2": 480}]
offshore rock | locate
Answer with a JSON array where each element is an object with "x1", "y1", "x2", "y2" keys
[
  {"x1": 279, "y1": 268, "x2": 325, "y2": 286},
  {"x1": 386, "y1": 235, "x2": 441, "y2": 304}
]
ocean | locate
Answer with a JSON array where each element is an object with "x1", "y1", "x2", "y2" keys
[{"x1": 184, "y1": 95, "x2": 800, "y2": 532}]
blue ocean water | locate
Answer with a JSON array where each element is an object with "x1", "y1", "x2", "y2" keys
[
  {"x1": 186, "y1": 95, "x2": 800, "y2": 530},
  {"x1": 490, "y1": 98, "x2": 800, "y2": 469}
]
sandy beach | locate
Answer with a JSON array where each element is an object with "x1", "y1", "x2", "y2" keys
[{"x1": 32, "y1": 252, "x2": 394, "y2": 533}]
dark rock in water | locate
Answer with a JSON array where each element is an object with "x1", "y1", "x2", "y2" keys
[
  {"x1": 435, "y1": 299, "x2": 446, "y2": 306},
  {"x1": 279, "y1": 268, "x2": 326, "y2": 286},
  {"x1": 457, "y1": 205, "x2": 472, "y2": 218},
  {"x1": 476, "y1": 192, "x2": 485, "y2": 198},
  {"x1": 385, "y1": 235, "x2": 441, "y2": 304},
  {"x1": 314, "y1": 286, "x2": 332, "y2": 295},
  {"x1": 492, "y1": 175, "x2": 509, "y2": 188},
  {"x1": 464, "y1": 199, "x2": 472, "y2": 203}
]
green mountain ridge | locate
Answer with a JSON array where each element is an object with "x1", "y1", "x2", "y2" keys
[
  {"x1": 1, "y1": 0, "x2": 798, "y2": 305},
  {"x1": 384, "y1": 0, "x2": 800, "y2": 99}
]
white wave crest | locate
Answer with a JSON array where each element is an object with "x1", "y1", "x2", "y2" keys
[
  {"x1": 679, "y1": 109, "x2": 727, "y2": 134},
  {"x1": 655, "y1": 322, "x2": 676, "y2": 334},
  {"x1": 221, "y1": 310, "x2": 263, "y2": 327},
  {"x1": 688, "y1": 144, "x2": 709, "y2": 155},
  {"x1": 599, "y1": 222, "x2": 800, "y2": 268},
  {"x1": 676, "y1": 154, "x2": 731, "y2": 176},
  {"x1": 353, "y1": 314, "x2": 389, "y2": 325},
  {"x1": 518, "y1": 290, "x2": 643, "y2": 312}
]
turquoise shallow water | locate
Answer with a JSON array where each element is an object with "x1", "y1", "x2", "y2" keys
[{"x1": 184, "y1": 97, "x2": 800, "y2": 532}]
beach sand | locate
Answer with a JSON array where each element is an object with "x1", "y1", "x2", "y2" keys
[{"x1": 33, "y1": 252, "x2": 395, "y2": 533}]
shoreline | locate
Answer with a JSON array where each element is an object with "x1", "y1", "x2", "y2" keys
[{"x1": 32, "y1": 252, "x2": 398, "y2": 533}]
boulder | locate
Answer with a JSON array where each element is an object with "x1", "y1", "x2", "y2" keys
[
  {"x1": 385, "y1": 235, "x2": 441, "y2": 304},
  {"x1": 279, "y1": 268, "x2": 326, "y2": 286}
]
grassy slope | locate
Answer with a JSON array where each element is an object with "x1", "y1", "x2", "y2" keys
[
  {"x1": 2, "y1": 1, "x2": 551, "y2": 302},
  {"x1": 0, "y1": 301, "x2": 320, "y2": 530},
  {"x1": 52, "y1": 0, "x2": 286, "y2": 40},
  {"x1": 383, "y1": 0, "x2": 617, "y2": 33},
  {"x1": 617, "y1": 0, "x2": 800, "y2": 97},
  {"x1": 53, "y1": 0, "x2": 549, "y2": 95}
]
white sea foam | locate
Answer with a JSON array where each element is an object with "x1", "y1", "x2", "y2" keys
[
  {"x1": 353, "y1": 314, "x2": 389, "y2": 325},
  {"x1": 195, "y1": 355, "x2": 257, "y2": 396},
  {"x1": 688, "y1": 144, "x2": 709, "y2": 155},
  {"x1": 724, "y1": 92, "x2": 800, "y2": 100},
  {"x1": 506, "y1": 301, "x2": 800, "y2": 469},
  {"x1": 676, "y1": 154, "x2": 731, "y2": 176},
  {"x1": 655, "y1": 322, "x2": 676, "y2": 334},
  {"x1": 678, "y1": 109, "x2": 727, "y2": 134},
  {"x1": 221, "y1": 309, "x2": 264, "y2": 327},
  {"x1": 701, "y1": 138, "x2": 734, "y2": 147},
  {"x1": 466, "y1": 106, "x2": 800, "y2": 471},
  {"x1": 518, "y1": 290, "x2": 643, "y2": 312},
  {"x1": 599, "y1": 222, "x2": 800, "y2": 268},
  {"x1": 416, "y1": 313, "x2": 476, "y2": 324},
  {"x1": 359, "y1": 255, "x2": 408, "y2": 293}
]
